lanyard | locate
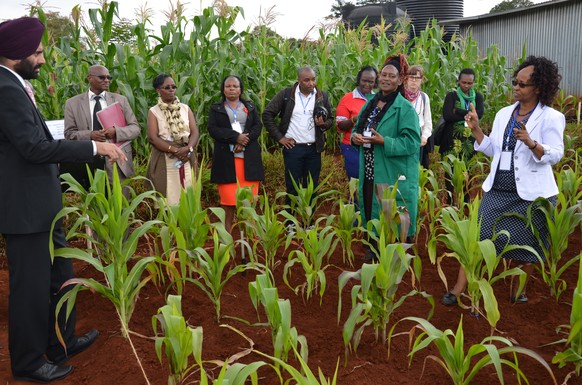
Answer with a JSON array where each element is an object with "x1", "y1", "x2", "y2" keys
[
  {"x1": 225, "y1": 100, "x2": 241, "y2": 121},
  {"x1": 356, "y1": 88, "x2": 366, "y2": 99},
  {"x1": 298, "y1": 92, "x2": 313, "y2": 114},
  {"x1": 464, "y1": 99, "x2": 470, "y2": 110},
  {"x1": 366, "y1": 107, "x2": 379, "y2": 130},
  {"x1": 505, "y1": 104, "x2": 536, "y2": 150},
  {"x1": 505, "y1": 116, "x2": 519, "y2": 150}
]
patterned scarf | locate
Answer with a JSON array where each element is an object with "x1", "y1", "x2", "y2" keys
[
  {"x1": 404, "y1": 86, "x2": 420, "y2": 102},
  {"x1": 157, "y1": 97, "x2": 187, "y2": 142}
]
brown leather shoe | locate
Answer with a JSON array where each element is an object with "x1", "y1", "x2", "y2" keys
[{"x1": 14, "y1": 361, "x2": 74, "y2": 383}]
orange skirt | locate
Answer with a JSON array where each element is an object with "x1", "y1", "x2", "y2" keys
[{"x1": 217, "y1": 157, "x2": 260, "y2": 206}]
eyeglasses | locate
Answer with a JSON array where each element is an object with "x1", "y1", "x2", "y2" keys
[
  {"x1": 511, "y1": 80, "x2": 534, "y2": 88},
  {"x1": 92, "y1": 75, "x2": 112, "y2": 80},
  {"x1": 408, "y1": 76, "x2": 423, "y2": 81},
  {"x1": 161, "y1": 85, "x2": 177, "y2": 90}
]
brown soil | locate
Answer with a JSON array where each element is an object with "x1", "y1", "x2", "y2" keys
[{"x1": 0, "y1": 219, "x2": 580, "y2": 385}]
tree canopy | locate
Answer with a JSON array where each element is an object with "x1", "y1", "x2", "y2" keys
[
  {"x1": 489, "y1": 0, "x2": 534, "y2": 13},
  {"x1": 44, "y1": 11, "x2": 76, "y2": 44},
  {"x1": 110, "y1": 18, "x2": 138, "y2": 45},
  {"x1": 27, "y1": 10, "x2": 138, "y2": 46}
]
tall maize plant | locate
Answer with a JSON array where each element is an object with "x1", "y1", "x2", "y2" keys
[{"x1": 31, "y1": 1, "x2": 515, "y2": 163}]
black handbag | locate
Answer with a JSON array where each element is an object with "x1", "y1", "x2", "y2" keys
[{"x1": 432, "y1": 117, "x2": 446, "y2": 147}]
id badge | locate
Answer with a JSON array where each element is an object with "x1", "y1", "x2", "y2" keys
[
  {"x1": 231, "y1": 121, "x2": 242, "y2": 133},
  {"x1": 499, "y1": 151, "x2": 512, "y2": 171},
  {"x1": 464, "y1": 120, "x2": 468, "y2": 127},
  {"x1": 363, "y1": 130, "x2": 372, "y2": 148}
]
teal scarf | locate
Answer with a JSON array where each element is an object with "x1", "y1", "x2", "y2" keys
[{"x1": 455, "y1": 86, "x2": 476, "y2": 110}]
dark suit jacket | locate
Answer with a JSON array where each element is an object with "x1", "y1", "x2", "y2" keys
[
  {"x1": 0, "y1": 67, "x2": 94, "y2": 234},
  {"x1": 64, "y1": 91, "x2": 140, "y2": 180}
]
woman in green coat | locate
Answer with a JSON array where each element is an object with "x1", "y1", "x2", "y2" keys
[{"x1": 351, "y1": 54, "x2": 421, "y2": 257}]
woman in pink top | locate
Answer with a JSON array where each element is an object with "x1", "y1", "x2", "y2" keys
[{"x1": 335, "y1": 66, "x2": 377, "y2": 181}]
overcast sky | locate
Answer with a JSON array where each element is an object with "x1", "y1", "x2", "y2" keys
[{"x1": 1, "y1": 0, "x2": 546, "y2": 39}]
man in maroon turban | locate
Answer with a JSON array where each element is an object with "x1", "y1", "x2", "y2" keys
[
  {"x1": 0, "y1": 16, "x2": 45, "y2": 60},
  {"x1": 0, "y1": 16, "x2": 126, "y2": 383}
]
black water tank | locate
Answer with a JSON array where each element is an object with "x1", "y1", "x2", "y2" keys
[
  {"x1": 396, "y1": 0, "x2": 463, "y2": 39},
  {"x1": 346, "y1": 2, "x2": 407, "y2": 32}
]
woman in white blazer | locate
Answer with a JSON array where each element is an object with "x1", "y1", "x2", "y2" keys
[{"x1": 442, "y1": 56, "x2": 565, "y2": 306}]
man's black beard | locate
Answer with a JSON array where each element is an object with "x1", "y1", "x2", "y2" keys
[{"x1": 14, "y1": 58, "x2": 41, "y2": 80}]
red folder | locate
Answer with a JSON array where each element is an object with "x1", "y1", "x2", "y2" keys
[
  {"x1": 96, "y1": 101, "x2": 126, "y2": 129},
  {"x1": 96, "y1": 102, "x2": 129, "y2": 147}
]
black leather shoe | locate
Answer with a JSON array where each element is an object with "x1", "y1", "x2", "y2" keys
[
  {"x1": 48, "y1": 329, "x2": 100, "y2": 365},
  {"x1": 441, "y1": 291, "x2": 458, "y2": 306},
  {"x1": 14, "y1": 362, "x2": 74, "y2": 383},
  {"x1": 363, "y1": 250, "x2": 378, "y2": 263},
  {"x1": 511, "y1": 293, "x2": 528, "y2": 304}
]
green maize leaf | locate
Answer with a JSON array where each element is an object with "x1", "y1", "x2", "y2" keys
[
  {"x1": 191, "y1": 327, "x2": 203, "y2": 366},
  {"x1": 54, "y1": 247, "x2": 104, "y2": 272},
  {"x1": 398, "y1": 316, "x2": 557, "y2": 385},
  {"x1": 478, "y1": 280, "x2": 500, "y2": 328}
]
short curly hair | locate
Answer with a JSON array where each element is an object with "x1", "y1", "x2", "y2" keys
[
  {"x1": 458, "y1": 68, "x2": 475, "y2": 80},
  {"x1": 355, "y1": 65, "x2": 378, "y2": 87},
  {"x1": 514, "y1": 56, "x2": 561, "y2": 106},
  {"x1": 152, "y1": 73, "x2": 172, "y2": 89}
]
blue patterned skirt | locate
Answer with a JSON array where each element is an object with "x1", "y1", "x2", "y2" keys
[{"x1": 479, "y1": 188, "x2": 555, "y2": 263}]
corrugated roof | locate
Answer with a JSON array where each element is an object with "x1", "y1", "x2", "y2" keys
[{"x1": 440, "y1": 0, "x2": 574, "y2": 24}]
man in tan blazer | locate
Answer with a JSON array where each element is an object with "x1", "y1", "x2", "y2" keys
[{"x1": 64, "y1": 65, "x2": 140, "y2": 190}]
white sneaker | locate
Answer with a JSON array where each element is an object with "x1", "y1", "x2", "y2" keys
[{"x1": 285, "y1": 224, "x2": 296, "y2": 235}]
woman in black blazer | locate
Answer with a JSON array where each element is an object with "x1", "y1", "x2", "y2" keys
[{"x1": 207, "y1": 75, "x2": 265, "y2": 233}]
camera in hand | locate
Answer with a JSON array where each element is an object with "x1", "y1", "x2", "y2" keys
[{"x1": 314, "y1": 105, "x2": 328, "y2": 120}]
